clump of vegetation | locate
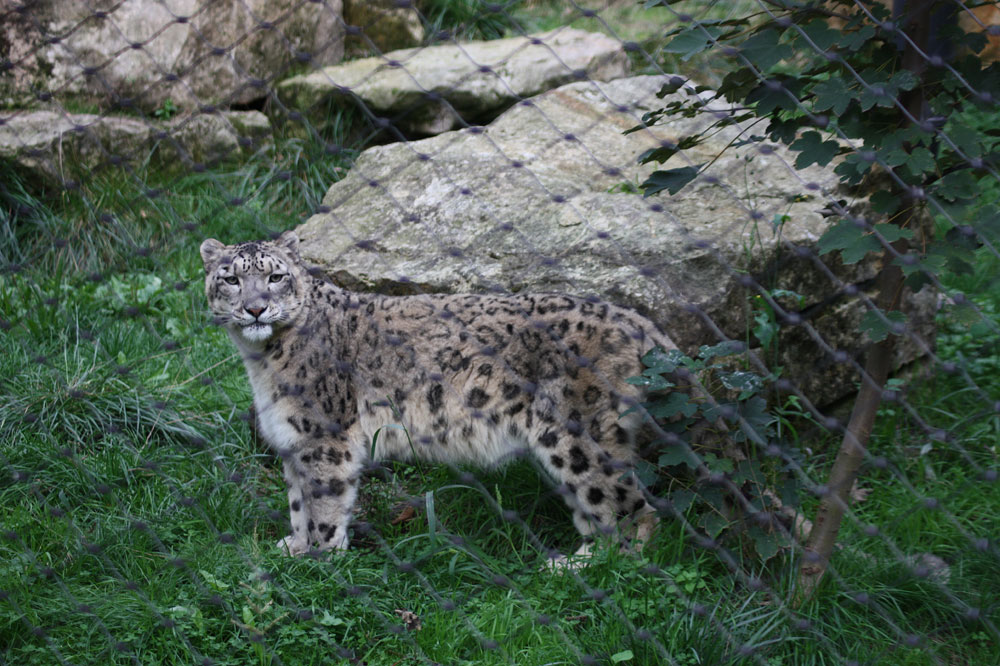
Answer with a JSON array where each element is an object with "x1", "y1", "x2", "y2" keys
[
  {"x1": 636, "y1": 0, "x2": 1000, "y2": 600},
  {"x1": 420, "y1": 0, "x2": 521, "y2": 41}
]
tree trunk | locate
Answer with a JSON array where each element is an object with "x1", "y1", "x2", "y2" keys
[
  {"x1": 794, "y1": 0, "x2": 937, "y2": 602},
  {"x1": 795, "y1": 235, "x2": 909, "y2": 601}
]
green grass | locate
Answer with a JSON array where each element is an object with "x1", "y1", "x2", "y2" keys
[
  {"x1": 420, "y1": 0, "x2": 522, "y2": 42},
  {"x1": 2, "y1": 139, "x2": 998, "y2": 664},
  {"x1": 508, "y1": 0, "x2": 762, "y2": 81}
]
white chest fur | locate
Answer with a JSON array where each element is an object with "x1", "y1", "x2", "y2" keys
[{"x1": 243, "y1": 359, "x2": 301, "y2": 454}]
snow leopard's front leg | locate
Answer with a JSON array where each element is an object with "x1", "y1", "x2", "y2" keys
[
  {"x1": 299, "y1": 436, "x2": 363, "y2": 552},
  {"x1": 277, "y1": 455, "x2": 311, "y2": 555}
]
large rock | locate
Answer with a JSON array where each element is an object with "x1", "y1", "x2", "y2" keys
[
  {"x1": 295, "y1": 75, "x2": 936, "y2": 406},
  {"x1": 276, "y1": 28, "x2": 628, "y2": 136},
  {"x1": 0, "y1": 109, "x2": 272, "y2": 187},
  {"x1": 0, "y1": 0, "x2": 344, "y2": 112}
]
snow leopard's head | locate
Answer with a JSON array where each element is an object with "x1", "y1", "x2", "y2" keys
[{"x1": 200, "y1": 231, "x2": 307, "y2": 344}]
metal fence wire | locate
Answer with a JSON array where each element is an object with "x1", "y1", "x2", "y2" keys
[{"x1": 1, "y1": 0, "x2": 998, "y2": 664}]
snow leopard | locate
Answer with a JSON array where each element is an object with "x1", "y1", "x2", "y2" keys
[{"x1": 201, "y1": 231, "x2": 676, "y2": 561}]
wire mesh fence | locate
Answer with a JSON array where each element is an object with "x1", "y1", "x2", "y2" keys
[{"x1": 1, "y1": 1, "x2": 998, "y2": 664}]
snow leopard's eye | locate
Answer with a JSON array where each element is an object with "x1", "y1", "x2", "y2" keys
[
  {"x1": 268, "y1": 274, "x2": 286, "y2": 284},
  {"x1": 224, "y1": 276, "x2": 239, "y2": 285}
]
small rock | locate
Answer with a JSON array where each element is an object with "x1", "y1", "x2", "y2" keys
[{"x1": 0, "y1": 109, "x2": 272, "y2": 188}]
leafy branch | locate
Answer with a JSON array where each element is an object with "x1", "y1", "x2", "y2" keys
[{"x1": 637, "y1": 0, "x2": 1000, "y2": 600}]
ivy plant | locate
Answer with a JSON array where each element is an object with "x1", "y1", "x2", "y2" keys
[
  {"x1": 635, "y1": 0, "x2": 1000, "y2": 599},
  {"x1": 630, "y1": 343, "x2": 797, "y2": 563}
]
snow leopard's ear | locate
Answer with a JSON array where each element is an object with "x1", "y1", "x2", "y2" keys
[
  {"x1": 200, "y1": 238, "x2": 226, "y2": 270},
  {"x1": 276, "y1": 230, "x2": 300, "y2": 260}
]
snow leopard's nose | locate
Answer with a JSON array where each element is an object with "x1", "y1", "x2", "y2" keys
[{"x1": 245, "y1": 305, "x2": 265, "y2": 318}]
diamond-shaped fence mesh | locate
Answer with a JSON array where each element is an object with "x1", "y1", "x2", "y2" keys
[{"x1": 1, "y1": 1, "x2": 998, "y2": 664}]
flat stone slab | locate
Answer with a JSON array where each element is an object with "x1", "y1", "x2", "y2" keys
[
  {"x1": 295, "y1": 75, "x2": 936, "y2": 406},
  {"x1": 276, "y1": 28, "x2": 629, "y2": 136},
  {"x1": 0, "y1": 110, "x2": 272, "y2": 188}
]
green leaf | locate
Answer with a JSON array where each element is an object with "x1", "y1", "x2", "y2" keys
[
  {"x1": 670, "y1": 490, "x2": 695, "y2": 513},
  {"x1": 798, "y1": 19, "x2": 841, "y2": 52},
  {"x1": 736, "y1": 396, "x2": 773, "y2": 442},
  {"x1": 771, "y1": 289, "x2": 805, "y2": 307},
  {"x1": 656, "y1": 77, "x2": 687, "y2": 97},
  {"x1": 766, "y1": 117, "x2": 803, "y2": 145},
  {"x1": 662, "y1": 26, "x2": 725, "y2": 61},
  {"x1": 198, "y1": 570, "x2": 230, "y2": 591},
  {"x1": 317, "y1": 610, "x2": 345, "y2": 627},
  {"x1": 904, "y1": 271, "x2": 931, "y2": 291},
  {"x1": 896, "y1": 250, "x2": 947, "y2": 277},
  {"x1": 834, "y1": 152, "x2": 874, "y2": 184},
  {"x1": 612, "y1": 650, "x2": 635, "y2": 663},
  {"x1": 635, "y1": 459, "x2": 658, "y2": 487},
  {"x1": 641, "y1": 346, "x2": 684, "y2": 374},
  {"x1": 731, "y1": 459, "x2": 764, "y2": 486},
  {"x1": 703, "y1": 453, "x2": 734, "y2": 474},
  {"x1": 718, "y1": 67, "x2": 759, "y2": 103},
  {"x1": 740, "y1": 29, "x2": 793, "y2": 70},
  {"x1": 869, "y1": 190, "x2": 899, "y2": 214},
  {"x1": 699, "y1": 512, "x2": 729, "y2": 539},
  {"x1": 753, "y1": 311, "x2": 778, "y2": 348},
  {"x1": 888, "y1": 69, "x2": 919, "y2": 93},
  {"x1": 841, "y1": 25, "x2": 875, "y2": 51},
  {"x1": 965, "y1": 30, "x2": 989, "y2": 55},
  {"x1": 903, "y1": 147, "x2": 936, "y2": 177},
  {"x1": 659, "y1": 446, "x2": 695, "y2": 469},
  {"x1": 858, "y1": 81, "x2": 889, "y2": 111},
  {"x1": 974, "y1": 205, "x2": 1000, "y2": 242},
  {"x1": 747, "y1": 80, "x2": 799, "y2": 114},
  {"x1": 935, "y1": 170, "x2": 978, "y2": 202},
  {"x1": 812, "y1": 77, "x2": 851, "y2": 116},
  {"x1": 625, "y1": 374, "x2": 675, "y2": 390},
  {"x1": 719, "y1": 370, "x2": 764, "y2": 398},
  {"x1": 640, "y1": 165, "x2": 703, "y2": 196},
  {"x1": 818, "y1": 219, "x2": 880, "y2": 264},
  {"x1": 860, "y1": 309, "x2": 906, "y2": 342},
  {"x1": 649, "y1": 392, "x2": 699, "y2": 420},
  {"x1": 135, "y1": 275, "x2": 162, "y2": 303},
  {"x1": 883, "y1": 148, "x2": 909, "y2": 167},
  {"x1": 791, "y1": 131, "x2": 841, "y2": 168},
  {"x1": 946, "y1": 122, "x2": 984, "y2": 159},
  {"x1": 749, "y1": 525, "x2": 784, "y2": 561},
  {"x1": 873, "y1": 223, "x2": 913, "y2": 243},
  {"x1": 637, "y1": 145, "x2": 677, "y2": 165},
  {"x1": 697, "y1": 341, "x2": 744, "y2": 360}
]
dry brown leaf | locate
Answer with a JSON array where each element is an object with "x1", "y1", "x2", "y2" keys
[
  {"x1": 394, "y1": 609, "x2": 421, "y2": 631},
  {"x1": 390, "y1": 505, "x2": 416, "y2": 525},
  {"x1": 850, "y1": 482, "x2": 871, "y2": 504}
]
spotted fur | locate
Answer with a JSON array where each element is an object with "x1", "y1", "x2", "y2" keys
[{"x1": 201, "y1": 231, "x2": 675, "y2": 558}]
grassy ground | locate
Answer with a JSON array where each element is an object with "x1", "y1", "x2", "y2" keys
[
  {"x1": 2, "y1": 139, "x2": 998, "y2": 666},
  {"x1": 2, "y1": 3, "x2": 1000, "y2": 664}
]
